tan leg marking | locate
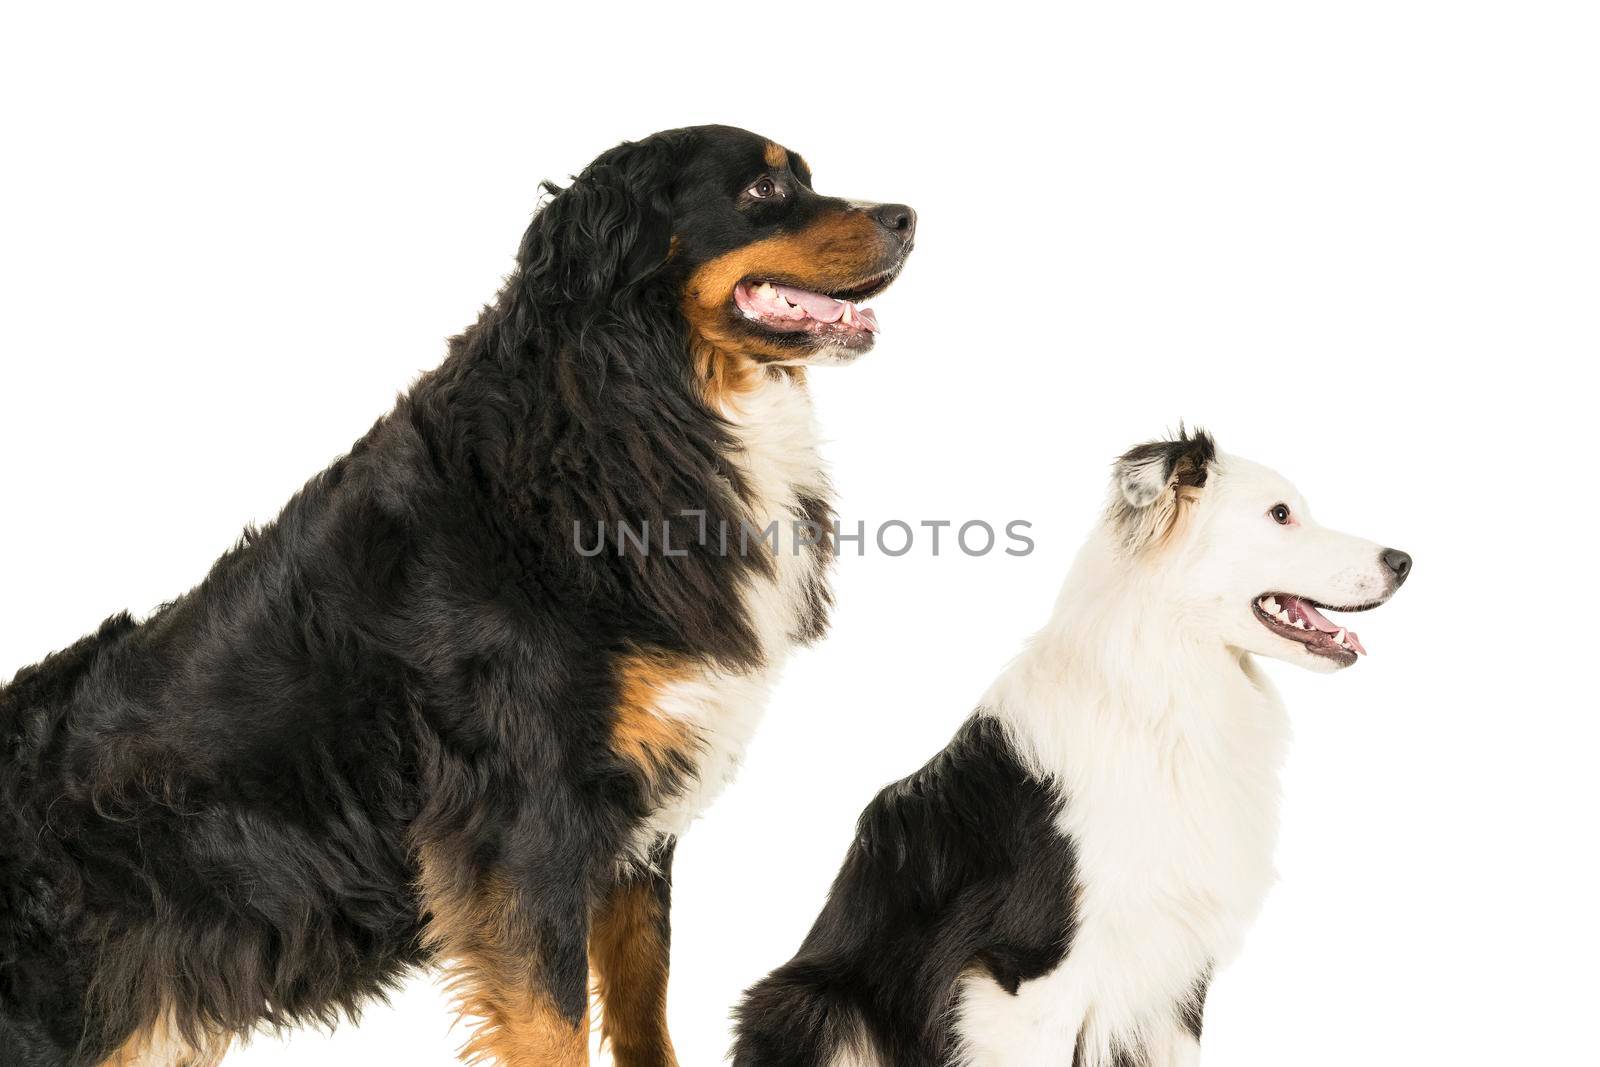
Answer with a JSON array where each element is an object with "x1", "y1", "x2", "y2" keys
[
  {"x1": 99, "y1": 1007, "x2": 229, "y2": 1067},
  {"x1": 591, "y1": 878, "x2": 677, "y2": 1067},
  {"x1": 420, "y1": 851, "x2": 590, "y2": 1066}
]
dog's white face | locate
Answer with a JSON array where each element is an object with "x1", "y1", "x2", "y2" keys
[{"x1": 1114, "y1": 435, "x2": 1411, "y2": 673}]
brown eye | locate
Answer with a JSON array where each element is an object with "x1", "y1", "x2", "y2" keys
[
  {"x1": 1270, "y1": 504, "x2": 1292, "y2": 525},
  {"x1": 748, "y1": 177, "x2": 778, "y2": 199}
]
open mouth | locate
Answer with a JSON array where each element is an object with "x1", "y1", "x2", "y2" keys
[
  {"x1": 1253, "y1": 593, "x2": 1383, "y2": 664},
  {"x1": 731, "y1": 266, "x2": 900, "y2": 347}
]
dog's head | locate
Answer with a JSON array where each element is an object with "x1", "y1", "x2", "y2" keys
[
  {"x1": 519, "y1": 125, "x2": 914, "y2": 378},
  {"x1": 1108, "y1": 428, "x2": 1412, "y2": 672}
]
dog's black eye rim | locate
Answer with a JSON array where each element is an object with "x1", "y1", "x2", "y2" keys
[
  {"x1": 748, "y1": 177, "x2": 778, "y2": 199},
  {"x1": 1271, "y1": 503, "x2": 1291, "y2": 525}
]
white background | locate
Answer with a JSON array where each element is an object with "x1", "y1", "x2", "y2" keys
[{"x1": 2, "y1": 3, "x2": 1597, "y2": 1064}]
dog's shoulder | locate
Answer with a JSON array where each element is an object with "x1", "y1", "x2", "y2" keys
[
  {"x1": 2, "y1": 611, "x2": 137, "y2": 716},
  {"x1": 849, "y1": 714, "x2": 1071, "y2": 904}
]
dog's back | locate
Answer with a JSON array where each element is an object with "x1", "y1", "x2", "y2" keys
[
  {"x1": 0, "y1": 452, "x2": 432, "y2": 1065},
  {"x1": 0, "y1": 620, "x2": 136, "y2": 1064},
  {"x1": 732, "y1": 716, "x2": 1076, "y2": 1066}
]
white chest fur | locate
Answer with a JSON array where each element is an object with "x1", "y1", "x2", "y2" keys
[
  {"x1": 957, "y1": 647, "x2": 1289, "y2": 1066},
  {"x1": 631, "y1": 373, "x2": 829, "y2": 853},
  {"x1": 720, "y1": 371, "x2": 832, "y2": 657}
]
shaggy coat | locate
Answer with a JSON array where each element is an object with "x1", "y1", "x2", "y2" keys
[{"x1": 0, "y1": 125, "x2": 912, "y2": 1066}]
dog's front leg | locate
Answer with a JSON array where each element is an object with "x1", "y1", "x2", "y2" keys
[
  {"x1": 592, "y1": 839, "x2": 679, "y2": 1067},
  {"x1": 1143, "y1": 1030, "x2": 1202, "y2": 1067},
  {"x1": 1144, "y1": 977, "x2": 1207, "y2": 1067},
  {"x1": 419, "y1": 847, "x2": 592, "y2": 1067}
]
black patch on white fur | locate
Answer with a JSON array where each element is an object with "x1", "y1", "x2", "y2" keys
[{"x1": 732, "y1": 715, "x2": 1078, "y2": 1066}]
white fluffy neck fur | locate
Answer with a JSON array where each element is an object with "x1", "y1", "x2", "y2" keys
[
  {"x1": 992, "y1": 528, "x2": 1278, "y2": 741},
  {"x1": 973, "y1": 527, "x2": 1291, "y2": 1065},
  {"x1": 627, "y1": 371, "x2": 827, "y2": 861}
]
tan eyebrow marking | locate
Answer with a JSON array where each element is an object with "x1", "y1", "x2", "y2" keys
[{"x1": 763, "y1": 142, "x2": 788, "y2": 168}]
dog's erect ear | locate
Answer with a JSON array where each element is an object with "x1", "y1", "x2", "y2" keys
[
  {"x1": 1109, "y1": 425, "x2": 1217, "y2": 553},
  {"x1": 517, "y1": 132, "x2": 687, "y2": 306}
]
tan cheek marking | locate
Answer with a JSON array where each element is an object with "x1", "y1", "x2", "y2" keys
[
  {"x1": 682, "y1": 314, "x2": 767, "y2": 410},
  {"x1": 678, "y1": 211, "x2": 887, "y2": 406},
  {"x1": 682, "y1": 213, "x2": 886, "y2": 314}
]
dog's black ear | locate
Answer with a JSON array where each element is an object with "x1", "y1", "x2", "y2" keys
[
  {"x1": 1109, "y1": 425, "x2": 1217, "y2": 552},
  {"x1": 517, "y1": 133, "x2": 686, "y2": 306}
]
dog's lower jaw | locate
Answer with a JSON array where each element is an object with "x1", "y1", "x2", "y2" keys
[{"x1": 790, "y1": 342, "x2": 870, "y2": 368}]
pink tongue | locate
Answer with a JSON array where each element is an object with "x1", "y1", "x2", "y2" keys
[
  {"x1": 772, "y1": 284, "x2": 849, "y2": 324},
  {"x1": 1288, "y1": 597, "x2": 1364, "y2": 654},
  {"x1": 1293, "y1": 599, "x2": 1338, "y2": 632}
]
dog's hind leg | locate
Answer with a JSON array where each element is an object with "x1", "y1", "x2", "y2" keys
[
  {"x1": 591, "y1": 840, "x2": 678, "y2": 1067},
  {"x1": 1152, "y1": 970, "x2": 1208, "y2": 1067},
  {"x1": 1137, "y1": 985, "x2": 1207, "y2": 1067},
  {"x1": 419, "y1": 848, "x2": 591, "y2": 1067},
  {"x1": 952, "y1": 968, "x2": 1086, "y2": 1066},
  {"x1": 1140, "y1": 1029, "x2": 1200, "y2": 1067},
  {"x1": 97, "y1": 1008, "x2": 231, "y2": 1067}
]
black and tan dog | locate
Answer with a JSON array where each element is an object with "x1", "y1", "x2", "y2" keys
[{"x1": 0, "y1": 125, "x2": 913, "y2": 1066}]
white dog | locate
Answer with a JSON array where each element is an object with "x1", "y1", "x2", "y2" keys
[{"x1": 733, "y1": 428, "x2": 1412, "y2": 1067}]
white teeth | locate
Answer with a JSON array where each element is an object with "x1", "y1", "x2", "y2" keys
[
  {"x1": 1263, "y1": 597, "x2": 1280, "y2": 614},
  {"x1": 1334, "y1": 629, "x2": 1348, "y2": 647},
  {"x1": 1293, "y1": 619, "x2": 1308, "y2": 629},
  {"x1": 841, "y1": 303, "x2": 854, "y2": 324},
  {"x1": 757, "y1": 282, "x2": 775, "y2": 299}
]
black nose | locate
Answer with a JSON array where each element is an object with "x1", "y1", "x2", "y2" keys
[
  {"x1": 1382, "y1": 548, "x2": 1412, "y2": 586},
  {"x1": 872, "y1": 203, "x2": 916, "y2": 243}
]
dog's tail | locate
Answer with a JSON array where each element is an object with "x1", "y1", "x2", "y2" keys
[{"x1": 732, "y1": 960, "x2": 874, "y2": 1067}]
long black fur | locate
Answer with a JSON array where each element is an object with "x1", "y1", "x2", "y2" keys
[
  {"x1": 0, "y1": 124, "x2": 903, "y2": 1064},
  {"x1": 732, "y1": 716, "x2": 1079, "y2": 1066}
]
